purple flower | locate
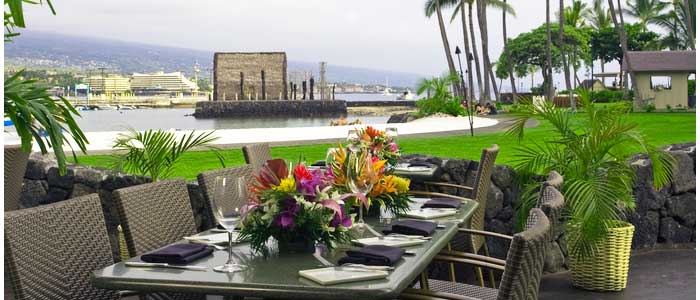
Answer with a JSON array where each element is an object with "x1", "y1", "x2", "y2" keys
[
  {"x1": 276, "y1": 211, "x2": 295, "y2": 229},
  {"x1": 297, "y1": 169, "x2": 331, "y2": 197},
  {"x1": 329, "y1": 204, "x2": 353, "y2": 228}
]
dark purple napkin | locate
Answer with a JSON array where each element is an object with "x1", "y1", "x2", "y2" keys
[
  {"x1": 421, "y1": 198, "x2": 462, "y2": 209},
  {"x1": 383, "y1": 220, "x2": 437, "y2": 237},
  {"x1": 408, "y1": 161, "x2": 433, "y2": 168},
  {"x1": 310, "y1": 160, "x2": 326, "y2": 167},
  {"x1": 338, "y1": 245, "x2": 405, "y2": 266},
  {"x1": 141, "y1": 243, "x2": 213, "y2": 264}
]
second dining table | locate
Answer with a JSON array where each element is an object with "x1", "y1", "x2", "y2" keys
[{"x1": 92, "y1": 196, "x2": 478, "y2": 300}]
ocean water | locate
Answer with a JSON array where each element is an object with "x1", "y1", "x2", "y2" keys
[{"x1": 74, "y1": 108, "x2": 390, "y2": 132}]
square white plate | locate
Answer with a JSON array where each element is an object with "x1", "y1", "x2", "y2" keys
[
  {"x1": 401, "y1": 208, "x2": 457, "y2": 220},
  {"x1": 352, "y1": 236, "x2": 427, "y2": 247},
  {"x1": 299, "y1": 267, "x2": 389, "y2": 285}
]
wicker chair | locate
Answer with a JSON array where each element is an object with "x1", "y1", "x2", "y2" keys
[
  {"x1": 197, "y1": 165, "x2": 255, "y2": 229},
  {"x1": 411, "y1": 145, "x2": 500, "y2": 286},
  {"x1": 242, "y1": 143, "x2": 272, "y2": 172},
  {"x1": 5, "y1": 144, "x2": 29, "y2": 212},
  {"x1": 400, "y1": 208, "x2": 551, "y2": 300},
  {"x1": 4, "y1": 193, "x2": 120, "y2": 300},
  {"x1": 113, "y1": 179, "x2": 203, "y2": 300}
]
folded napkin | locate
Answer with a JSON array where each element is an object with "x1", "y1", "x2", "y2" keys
[
  {"x1": 383, "y1": 220, "x2": 437, "y2": 237},
  {"x1": 421, "y1": 198, "x2": 462, "y2": 209},
  {"x1": 310, "y1": 160, "x2": 326, "y2": 167},
  {"x1": 141, "y1": 243, "x2": 213, "y2": 264},
  {"x1": 408, "y1": 161, "x2": 433, "y2": 168},
  {"x1": 338, "y1": 245, "x2": 405, "y2": 266}
]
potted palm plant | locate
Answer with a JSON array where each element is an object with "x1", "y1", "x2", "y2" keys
[{"x1": 508, "y1": 89, "x2": 675, "y2": 291}]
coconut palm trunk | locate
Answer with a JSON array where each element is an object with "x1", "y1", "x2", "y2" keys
[
  {"x1": 477, "y1": 0, "x2": 496, "y2": 102},
  {"x1": 559, "y1": 0, "x2": 575, "y2": 109},
  {"x1": 459, "y1": 0, "x2": 476, "y2": 100},
  {"x1": 502, "y1": 0, "x2": 517, "y2": 102},
  {"x1": 683, "y1": 0, "x2": 695, "y2": 50},
  {"x1": 435, "y1": 0, "x2": 458, "y2": 78},
  {"x1": 546, "y1": 0, "x2": 555, "y2": 99},
  {"x1": 468, "y1": 1, "x2": 485, "y2": 100},
  {"x1": 609, "y1": 0, "x2": 641, "y2": 108}
]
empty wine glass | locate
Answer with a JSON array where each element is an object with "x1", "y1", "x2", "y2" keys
[
  {"x1": 212, "y1": 176, "x2": 248, "y2": 273},
  {"x1": 346, "y1": 152, "x2": 377, "y2": 226},
  {"x1": 385, "y1": 127, "x2": 398, "y2": 140},
  {"x1": 347, "y1": 129, "x2": 360, "y2": 152},
  {"x1": 325, "y1": 148, "x2": 338, "y2": 167}
]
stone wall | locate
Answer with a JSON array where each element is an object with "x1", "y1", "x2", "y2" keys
[
  {"x1": 403, "y1": 141, "x2": 696, "y2": 274},
  {"x1": 344, "y1": 100, "x2": 417, "y2": 107},
  {"x1": 193, "y1": 100, "x2": 348, "y2": 118},
  {"x1": 20, "y1": 154, "x2": 212, "y2": 261},
  {"x1": 214, "y1": 52, "x2": 287, "y2": 101}
]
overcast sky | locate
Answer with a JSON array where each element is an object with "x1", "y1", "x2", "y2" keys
[{"x1": 20, "y1": 0, "x2": 644, "y2": 89}]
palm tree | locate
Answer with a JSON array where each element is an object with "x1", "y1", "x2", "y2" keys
[
  {"x1": 624, "y1": 0, "x2": 671, "y2": 30},
  {"x1": 683, "y1": 0, "x2": 696, "y2": 49},
  {"x1": 425, "y1": 0, "x2": 458, "y2": 79},
  {"x1": 563, "y1": 0, "x2": 590, "y2": 90},
  {"x1": 559, "y1": 0, "x2": 575, "y2": 109},
  {"x1": 502, "y1": 0, "x2": 518, "y2": 102},
  {"x1": 610, "y1": 0, "x2": 643, "y2": 108},
  {"x1": 588, "y1": 0, "x2": 613, "y2": 30},
  {"x1": 477, "y1": 0, "x2": 497, "y2": 102},
  {"x1": 546, "y1": 0, "x2": 555, "y2": 100},
  {"x1": 652, "y1": 0, "x2": 696, "y2": 50}
]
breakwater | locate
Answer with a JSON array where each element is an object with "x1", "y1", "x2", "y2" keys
[{"x1": 193, "y1": 100, "x2": 348, "y2": 118}]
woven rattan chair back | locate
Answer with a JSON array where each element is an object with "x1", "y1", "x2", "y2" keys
[
  {"x1": 114, "y1": 179, "x2": 197, "y2": 257},
  {"x1": 197, "y1": 165, "x2": 255, "y2": 228},
  {"x1": 538, "y1": 172, "x2": 565, "y2": 241},
  {"x1": 5, "y1": 194, "x2": 119, "y2": 300},
  {"x1": 5, "y1": 145, "x2": 29, "y2": 212},
  {"x1": 469, "y1": 144, "x2": 500, "y2": 252},
  {"x1": 242, "y1": 143, "x2": 272, "y2": 172},
  {"x1": 497, "y1": 208, "x2": 550, "y2": 300}
]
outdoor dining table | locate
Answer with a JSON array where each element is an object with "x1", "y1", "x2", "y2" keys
[{"x1": 92, "y1": 198, "x2": 477, "y2": 300}]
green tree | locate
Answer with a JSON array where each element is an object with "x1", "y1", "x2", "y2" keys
[
  {"x1": 496, "y1": 24, "x2": 589, "y2": 96},
  {"x1": 652, "y1": 0, "x2": 696, "y2": 50},
  {"x1": 4, "y1": 0, "x2": 88, "y2": 174},
  {"x1": 587, "y1": 0, "x2": 613, "y2": 30},
  {"x1": 424, "y1": 0, "x2": 458, "y2": 81},
  {"x1": 590, "y1": 23, "x2": 659, "y2": 88},
  {"x1": 415, "y1": 74, "x2": 466, "y2": 117},
  {"x1": 624, "y1": 0, "x2": 670, "y2": 30}
]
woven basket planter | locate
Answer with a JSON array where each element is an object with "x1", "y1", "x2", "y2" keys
[{"x1": 569, "y1": 221, "x2": 635, "y2": 292}]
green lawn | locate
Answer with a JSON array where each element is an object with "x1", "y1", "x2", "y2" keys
[{"x1": 73, "y1": 112, "x2": 696, "y2": 180}]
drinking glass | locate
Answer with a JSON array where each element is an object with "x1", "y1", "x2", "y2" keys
[
  {"x1": 346, "y1": 152, "x2": 376, "y2": 226},
  {"x1": 325, "y1": 148, "x2": 338, "y2": 167},
  {"x1": 385, "y1": 127, "x2": 398, "y2": 140},
  {"x1": 212, "y1": 176, "x2": 248, "y2": 273},
  {"x1": 347, "y1": 129, "x2": 360, "y2": 152}
]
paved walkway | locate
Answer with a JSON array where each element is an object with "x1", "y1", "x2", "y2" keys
[{"x1": 539, "y1": 248, "x2": 696, "y2": 300}]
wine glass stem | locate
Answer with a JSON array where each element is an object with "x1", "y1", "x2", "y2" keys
[
  {"x1": 227, "y1": 231, "x2": 234, "y2": 265},
  {"x1": 358, "y1": 203, "x2": 364, "y2": 224}
]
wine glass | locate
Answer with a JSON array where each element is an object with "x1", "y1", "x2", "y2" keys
[
  {"x1": 346, "y1": 129, "x2": 360, "y2": 152},
  {"x1": 385, "y1": 127, "x2": 398, "y2": 141},
  {"x1": 346, "y1": 152, "x2": 376, "y2": 226},
  {"x1": 325, "y1": 148, "x2": 338, "y2": 167},
  {"x1": 212, "y1": 176, "x2": 248, "y2": 273}
]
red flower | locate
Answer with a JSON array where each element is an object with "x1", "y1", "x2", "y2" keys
[{"x1": 294, "y1": 164, "x2": 312, "y2": 181}]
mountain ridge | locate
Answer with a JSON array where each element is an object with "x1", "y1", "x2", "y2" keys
[{"x1": 4, "y1": 31, "x2": 423, "y2": 87}]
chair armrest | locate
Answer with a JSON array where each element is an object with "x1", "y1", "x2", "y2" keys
[
  {"x1": 432, "y1": 255, "x2": 506, "y2": 272},
  {"x1": 409, "y1": 191, "x2": 472, "y2": 202},
  {"x1": 424, "y1": 182, "x2": 474, "y2": 192},
  {"x1": 438, "y1": 250, "x2": 506, "y2": 266},
  {"x1": 458, "y1": 228, "x2": 513, "y2": 241},
  {"x1": 401, "y1": 288, "x2": 481, "y2": 300}
]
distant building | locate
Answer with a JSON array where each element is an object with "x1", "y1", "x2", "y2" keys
[
  {"x1": 623, "y1": 51, "x2": 696, "y2": 109},
  {"x1": 131, "y1": 71, "x2": 198, "y2": 95},
  {"x1": 580, "y1": 79, "x2": 606, "y2": 92},
  {"x1": 86, "y1": 75, "x2": 131, "y2": 94}
]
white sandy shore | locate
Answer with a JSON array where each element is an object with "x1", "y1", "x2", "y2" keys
[{"x1": 5, "y1": 116, "x2": 498, "y2": 154}]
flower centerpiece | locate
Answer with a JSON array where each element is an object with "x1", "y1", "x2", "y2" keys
[
  {"x1": 347, "y1": 126, "x2": 401, "y2": 167},
  {"x1": 239, "y1": 159, "x2": 353, "y2": 255},
  {"x1": 330, "y1": 145, "x2": 412, "y2": 217}
]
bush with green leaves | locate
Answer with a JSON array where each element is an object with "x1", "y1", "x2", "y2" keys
[
  {"x1": 4, "y1": 0, "x2": 88, "y2": 174},
  {"x1": 688, "y1": 79, "x2": 695, "y2": 96},
  {"x1": 508, "y1": 88, "x2": 675, "y2": 258},
  {"x1": 111, "y1": 129, "x2": 225, "y2": 181},
  {"x1": 415, "y1": 74, "x2": 466, "y2": 117}
]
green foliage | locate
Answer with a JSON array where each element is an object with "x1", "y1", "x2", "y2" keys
[
  {"x1": 416, "y1": 74, "x2": 466, "y2": 117},
  {"x1": 688, "y1": 79, "x2": 695, "y2": 96},
  {"x1": 111, "y1": 129, "x2": 225, "y2": 181},
  {"x1": 496, "y1": 23, "x2": 590, "y2": 83},
  {"x1": 590, "y1": 23, "x2": 660, "y2": 66},
  {"x1": 652, "y1": 0, "x2": 696, "y2": 50},
  {"x1": 507, "y1": 88, "x2": 676, "y2": 259},
  {"x1": 643, "y1": 102, "x2": 656, "y2": 112},
  {"x1": 4, "y1": 0, "x2": 87, "y2": 175},
  {"x1": 589, "y1": 90, "x2": 629, "y2": 103}
]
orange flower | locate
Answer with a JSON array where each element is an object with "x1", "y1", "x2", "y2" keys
[
  {"x1": 365, "y1": 126, "x2": 383, "y2": 139},
  {"x1": 370, "y1": 175, "x2": 398, "y2": 197}
]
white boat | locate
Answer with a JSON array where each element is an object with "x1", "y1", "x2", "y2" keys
[
  {"x1": 396, "y1": 90, "x2": 414, "y2": 100},
  {"x1": 98, "y1": 105, "x2": 117, "y2": 110},
  {"x1": 117, "y1": 105, "x2": 136, "y2": 110},
  {"x1": 382, "y1": 78, "x2": 393, "y2": 96}
]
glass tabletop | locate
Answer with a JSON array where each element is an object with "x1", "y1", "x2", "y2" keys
[{"x1": 92, "y1": 199, "x2": 478, "y2": 300}]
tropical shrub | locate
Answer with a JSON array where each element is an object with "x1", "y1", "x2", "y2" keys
[
  {"x1": 4, "y1": 0, "x2": 88, "y2": 174},
  {"x1": 111, "y1": 129, "x2": 225, "y2": 181},
  {"x1": 416, "y1": 74, "x2": 466, "y2": 117},
  {"x1": 688, "y1": 79, "x2": 695, "y2": 96},
  {"x1": 508, "y1": 88, "x2": 675, "y2": 258}
]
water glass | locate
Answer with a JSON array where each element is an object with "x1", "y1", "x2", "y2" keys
[
  {"x1": 346, "y1": 152, "x2": 376, "y2": 225},
  {"x1": 379, "y1": 206, "x2": 395, "y2": 225},
  {"x1": 347, "y1": 129, "x2": 360, "y2": 152},
  {"x1": 385, "y1": 127, "x2": 398, "y2": 140},
  {"x1": 212, "y1": 176, "x2": 248, "y2": 273}
]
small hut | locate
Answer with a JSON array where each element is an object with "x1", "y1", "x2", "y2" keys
[{"x1": 623, "y1": 51, "x2": 696, "y2": 109}]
